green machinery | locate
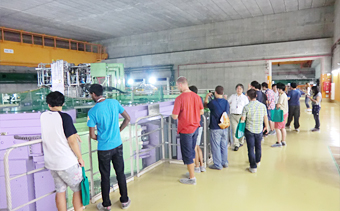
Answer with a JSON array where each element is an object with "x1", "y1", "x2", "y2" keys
[{"x1": 91, "y1": 63, "x2": 125, "y2": 91}]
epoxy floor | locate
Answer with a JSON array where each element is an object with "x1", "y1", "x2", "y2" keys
[{"x1": 86, "y1": 102, "x2": 340, "y2": 211}]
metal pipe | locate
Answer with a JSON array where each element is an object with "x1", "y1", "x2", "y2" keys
[
  {"x1": 88, "y1": 135, "x2": 95, "y2": 198},
  {"x1": 161, "y1": 117, "x2": 165, "y2": 160},
  {"x1": 12, "y1": 191, "x2": 56, "y2": 211},
  {"x1": 135, "y1": 121, "x2": 140, "y2": 176},
  {"x1": 4, "y1": 148, "x2": 14, "y2": 210},
  {"x1": 10, "y1": 167, "x2": 46, "y2": 181},
  {"x1": 168, "y1": 117, "x2": 172, "y2": 160},
  {"x1": 128, "y1": 124, "x2": 134, "y2": 177}
]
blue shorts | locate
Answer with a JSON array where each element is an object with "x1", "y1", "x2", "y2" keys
[
  {"x1": 180, "y1": 128, "x2": 199, "y2": 165},
  {"x1": 267, "y1": 109, "x2": 272, "y2": 121}
]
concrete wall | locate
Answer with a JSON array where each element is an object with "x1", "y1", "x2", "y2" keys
[
  {"x1": 179, "y1": 61, "x2": 266, "y2": 95},
  {"x1": 272, "y1": 64, "x2": 315, "y2": 81},
  {"x1": 0, "y1": 84, "x2": 38, "y2": 93},
  {"x1": 334, "y1": 0, "x2": 340, "y2": 43},
  {"x1": 332, "y1": 0, "x2": 340, "y2": 102},
  {"x1": 99, "y1": 6, "x2": 334, "y2": 59}
]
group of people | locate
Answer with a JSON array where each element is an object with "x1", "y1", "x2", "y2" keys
[
  {"x1": 41, "y1": 84, "x2": 131, "y2": 211},
  {"x1": 172, "y1": 77, "x2": 323, "y2": 181},
  {"x1": 40, "y1": 78, "x2": 323, "y2": 210}
]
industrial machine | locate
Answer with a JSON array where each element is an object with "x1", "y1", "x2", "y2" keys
[{"x1": 36, "y1": 60, "x2": 125, "y2": 97}]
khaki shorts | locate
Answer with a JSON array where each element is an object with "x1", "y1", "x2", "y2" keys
[{"x1": 50, "y1": 164, "x2": 83, "y2": 193}]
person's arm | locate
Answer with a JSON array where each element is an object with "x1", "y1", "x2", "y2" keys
[
  {"x1": 204, "y1": 93, "x2": 212, "y2": 108},
  {"x1": 120, "y1": 110, "x2": 131, "y2": 132},
  {"x1": 172, "y1": 98, "x2": 180, "y2": 120},
  {"x1": 68, "y1": 134, "x2": 84, "y2": 167},
  {"x1": 241, "y1": 106, "x2": 247, "y2": 122},
  {"x1": 59, "y1": 112, "x2": 84, "y2": 167},
  {"x1": 89, "y1": 127, "x2": 97, "y2": 140},
  {"x1": 263, "y1": 115, "x2": 269, "y2": 134}
]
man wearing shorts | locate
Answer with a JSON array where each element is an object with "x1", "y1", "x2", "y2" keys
[
  {"x1": 271, "y1": 83, "x2": 289, "y2": 147},
  {"x1": 40, "y1": 91, "x2": 84, "y2": 211},
  {"x1": 189, "y1": 86, "x2": 206, "y2": 173},
  {"x1": 172, "y1": 77, "x2": 204, "y2": 185}
]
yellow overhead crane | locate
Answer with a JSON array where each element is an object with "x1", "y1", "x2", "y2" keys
[{"x1": 0, "y1": 27, "x2": 108, "y2": 67}]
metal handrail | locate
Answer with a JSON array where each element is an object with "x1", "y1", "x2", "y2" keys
[
  {"x1": 3, "y1": 113, "x2": 208, "y2": 210},
  {"x1": 3, "y1": 139, "x2": 51, "y2": 211},
  {"x1": 135, "y1": 113, "x2": 165, "y2": 177}
]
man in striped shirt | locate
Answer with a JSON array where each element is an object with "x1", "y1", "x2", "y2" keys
[{"x1": 241, "y1": 89, "x2": 269, "y2": 173}]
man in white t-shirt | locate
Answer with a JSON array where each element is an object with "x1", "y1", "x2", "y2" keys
[
  {"x1": 228, "y1": 84, "x2": 249, "y2": 151},
  {"x1": 272, "y1": 84, "x2": 279, "y2": 104},
  {"x1": 40, "y1": 91, "x2": 84, "y2": 211}
]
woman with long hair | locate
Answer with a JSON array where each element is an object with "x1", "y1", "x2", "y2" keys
[
  {"x1": 305, "y1": 83, "x2": 312, "y2": 111},
  {"x1": 307, "y1": 86, "x2": 322, "y2": 132}
]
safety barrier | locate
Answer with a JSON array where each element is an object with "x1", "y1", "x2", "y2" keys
[{"x1": 3, "y1": 114, "x2": 209, "y2": 210}]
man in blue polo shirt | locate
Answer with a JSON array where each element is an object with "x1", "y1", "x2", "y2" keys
[
  {"x1": 286, "y1": 82, "x2": 302, "y2": 132},
  {"x1": 87, "y1": 84, "x2": 131, "y2": 210}
]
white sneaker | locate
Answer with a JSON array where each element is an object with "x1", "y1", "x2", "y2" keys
[
  {"x1": 295, "y1": 129, "x2": 300, "y2": 132},
  {"x1": 194, "y1": 167, "x2": 201, "y2": 173},
  {"x1": 200, "y1": 166, "x2": 206, "y2": 172}
]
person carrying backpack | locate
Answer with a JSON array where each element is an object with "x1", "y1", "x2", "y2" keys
[{"x1": 204, "y1": 86, "x2": 230, "y2": 170}]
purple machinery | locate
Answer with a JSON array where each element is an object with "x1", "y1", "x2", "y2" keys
[{"x1": 0, "y1": 101, "x2": 175, "y2": 211}]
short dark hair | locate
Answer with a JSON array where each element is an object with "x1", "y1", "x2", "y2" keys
[
  {"x1": 272, "y1": 84, "x2": 277, "y2": 88},
  {"x1": 257, "y1": 83, "x2": 262, "y2": 90},
  {"x1": 235, "y1": 84, "x2": 244, "y2": 90},
  {"x1": 189, "y1": 85, "x2": 198, "y2": 94},
  {"x1": 247, "y1": 89, "x2": 257, "y2": 100},
  {"x1": 262, "y1": 82, "x2": 268, "y2": 88},
  {"x1": 215, "y1": 85, "x2": 224, "y2": 95},
  {"x1": 251, "y1": 81, "x2": 259, "y2": 89},
  {"x1": 277, "y1": 82, "x2": 286, "y2": 91},
  {"x1": 291, "y1": 82, "x2": 297, "y2": 88},
  {"x1": 46, "y1": 91, "x2": 64, "y2": 107},
  {"x1": 89, "y1": 84, "x2": 103, "y2": 96}
]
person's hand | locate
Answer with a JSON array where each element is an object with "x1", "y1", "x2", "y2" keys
[
  {"x1": 263, "y1": 127, "x2": 269, "y2": 134},
  {"x1": 307, "y1": 95, "x2": 312, "y2": 99},
  {"x1": 224, "y1": 95, "x2": 228, "y2": 100},
  {"x1": 206, "y1": 92, "x2": 213, "y2": 97},
  {"x1": 78, "y1": 158, "x2": 85, "y2": 167}
]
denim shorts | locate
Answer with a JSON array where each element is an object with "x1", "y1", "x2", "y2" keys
[
  {"x1": 180, "y1": 128, "x2": 199, "y2": 165},
  {"x1": 196, "y1": 127, "x2": 203, "y2": 146},
  {"x1": 50, "y1": 164, "x2": 83, "y2": 193},
  {"x1": 267, "y1": 109, "x2": 272, "y2": 121}
]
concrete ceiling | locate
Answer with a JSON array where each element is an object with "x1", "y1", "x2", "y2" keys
[{"x1": 0, "y1": 0, "x2": 335, "y2": 41}]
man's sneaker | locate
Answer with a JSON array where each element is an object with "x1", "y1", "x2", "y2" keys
[
  {"x1": 194, "y1": 167, "x2": 201, "y2": 173},
  {"x1": 222, "y1": 163, "x2": 228, "y2": 168},
  {"x1": 200, "y1": 166, "x2": 206, "y2": 172},
  {"x1": 240, "y1": 144, "x2": 243, "y2": 147},
  {"x1": 257, "y1": 162, "x2": 261, "y2": 167},
  {"x1": 306, "y1": 109, "x2": 312, "y2": 112},
  {"x1": 234, "y1": 146, "x2": 239, "y2": 151},
  {"x1": 295, "y1": 128, "x2": 300, "y2": 132},
  {"x1": 97, "y1": 203, "x2": 111, "y2": 211},
  {"x1": 271, "y1": 142, "x2": 282, "y2": 147},
  {"x1": 247, "y1": 168, "x2": 257, "y2": 173},
  {"x1": 285, "y1": 125, "x2": 291, "y2": 129},
  {"x1": 269, "y1": 130, "x2": 276, "y2": 135},
  {"x1": 121, "y1": 198, "x2": 131, "y2": 210},
  {"x1": 311, "y1": 128, "x2": 320, "y2": 132},
  {"x1": 282, "y1": 141, "x2": 286, "y2": 146},
  {"x1": 209, "y1": 165, "x2": 222, "y2": 170},
  {"x1": 179, "y1": 177, "x2": 196, "y2": 185}
]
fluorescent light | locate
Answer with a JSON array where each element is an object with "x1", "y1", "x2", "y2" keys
[
  {"x1": 127, "y1": 79, "x2": 134, "y2": 85},
  {"x1": 118, "y1": 79, "x2": 121, "y2": 84},
  {"x1": 149, "y1": 77, "x2": 156, "y2": 84}
]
